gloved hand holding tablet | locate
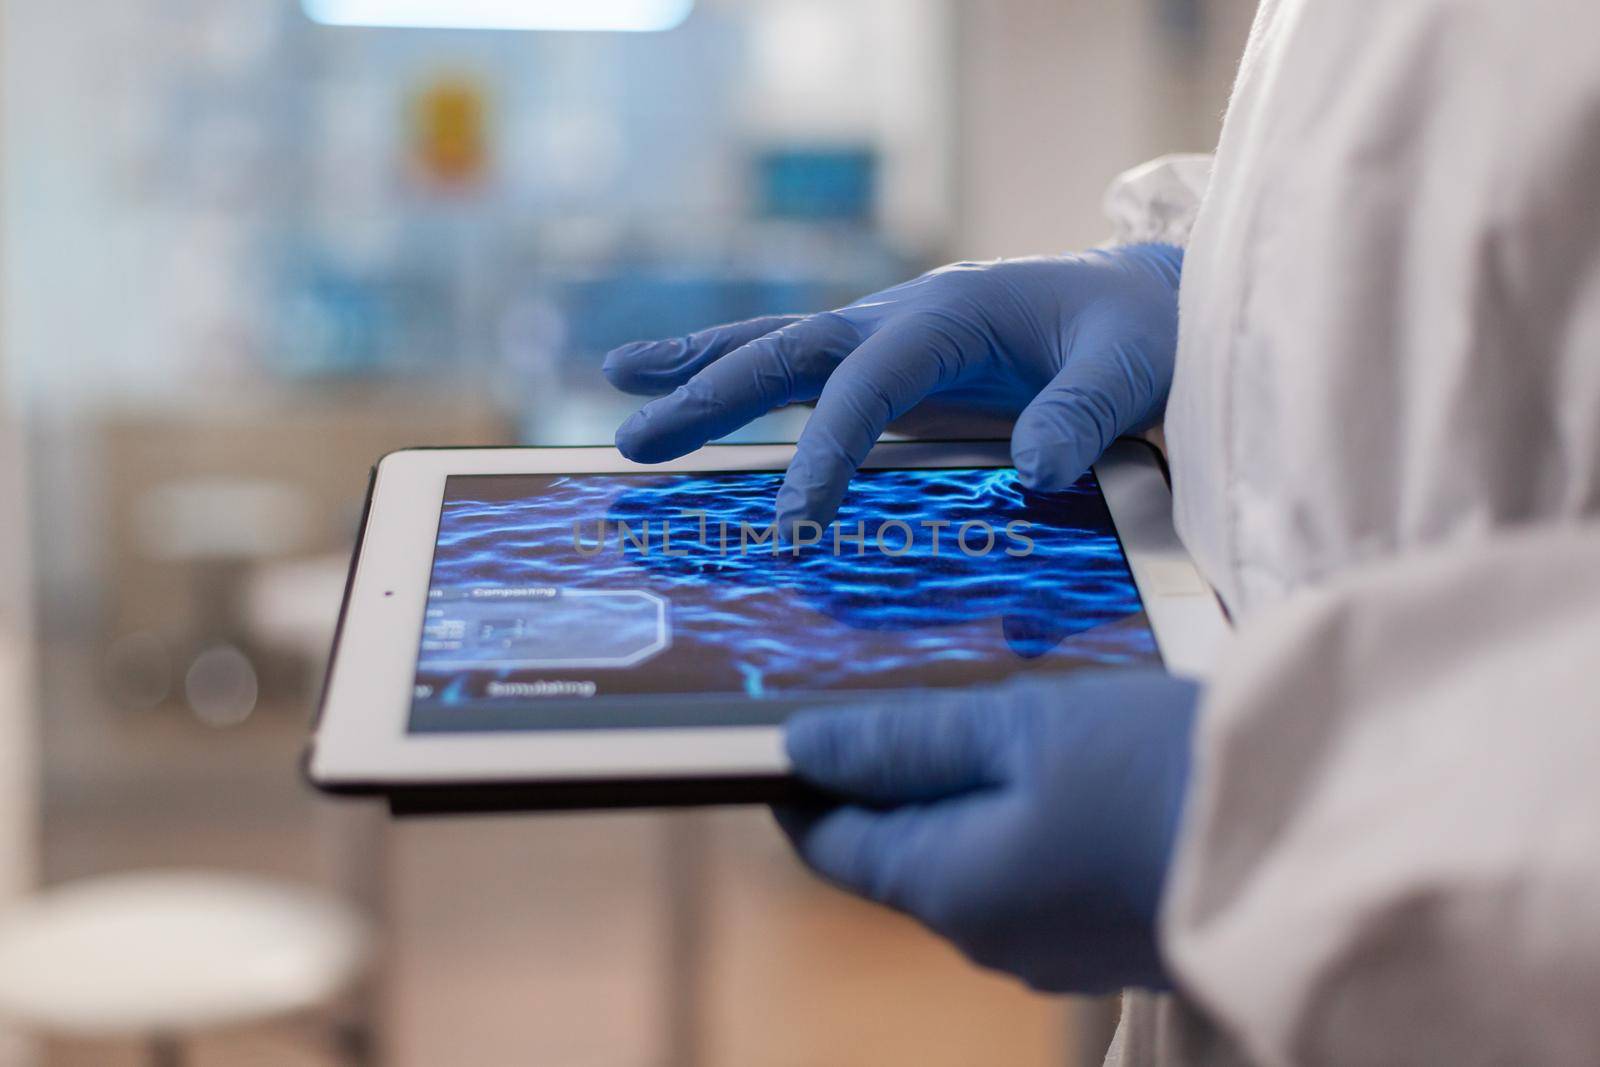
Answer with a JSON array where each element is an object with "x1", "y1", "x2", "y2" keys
[{"x1": 306, "y1": 439, "x2": 1222, "y2": 815}]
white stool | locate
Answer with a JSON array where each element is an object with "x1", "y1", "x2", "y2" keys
[{"x1": 0, "y1": 870, "x2": 371, "y2": 1065}]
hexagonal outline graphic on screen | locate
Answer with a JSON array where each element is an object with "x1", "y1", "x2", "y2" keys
[{"x1": 420, "y1": 588, "x2": 671, "y2": 671}]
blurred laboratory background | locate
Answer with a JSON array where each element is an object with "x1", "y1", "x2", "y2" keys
[{"x1": 0, "y1": 1, "x2": 1251, "y2": 1064}]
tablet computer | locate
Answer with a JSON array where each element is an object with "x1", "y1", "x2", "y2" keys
[{"x1": 306, "y1": 439, "x2": 1226, "y2": 813}]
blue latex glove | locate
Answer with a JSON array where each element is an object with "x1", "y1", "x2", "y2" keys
[
  {"x1": 606, "y1": 244, "x2": 1183, "y2": 535},
  {"x1": 777, "y1": 670, "x2": 1199, "y2": 993}
]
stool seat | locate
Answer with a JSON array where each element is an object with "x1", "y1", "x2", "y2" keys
[{"x1": 0, "y1": 870, "x2": 369, "y2": 1037}]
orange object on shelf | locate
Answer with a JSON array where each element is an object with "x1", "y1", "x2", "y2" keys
[{"x1": 411, "y1": 75, "x2": 489, "y2": 188}]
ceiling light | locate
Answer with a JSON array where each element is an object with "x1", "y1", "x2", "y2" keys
[{"x1": 301, "y1": 0, "x2": 694, "y2": 32}]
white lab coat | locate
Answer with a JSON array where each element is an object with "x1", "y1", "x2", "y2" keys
[{"x1": 1101, "y1": 0, "x2": 1600, "y2": 1062}]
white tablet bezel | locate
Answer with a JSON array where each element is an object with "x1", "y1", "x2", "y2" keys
[{"x1": 308, "y1": 439, "x2": 1226, "y2": 788}]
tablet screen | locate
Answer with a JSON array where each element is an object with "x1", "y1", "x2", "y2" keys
[{"x1": 409, "y1": 467, "x2": 1161, "y2": 732}]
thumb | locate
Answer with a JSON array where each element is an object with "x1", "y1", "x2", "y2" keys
[
  {"x1": 1010, "y1": 331, "x2": 1170, "y2": 492},
  {"x1": 784, "y1": 690, "x2": 1015, "y2": 806}
]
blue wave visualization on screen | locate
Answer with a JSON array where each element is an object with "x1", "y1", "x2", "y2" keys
[{"x1": 412, "y1": 466, "x2": 1160, "y2": 732}]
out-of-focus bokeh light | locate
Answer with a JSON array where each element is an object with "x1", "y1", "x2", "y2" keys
[
  {"x1": 183, "y1": 645, "x2": 259, "y2": 728},
  {"x1": 103, "y1": 631, "x2": 173, "y2": 712},
  {"x1": 301, "y1": 0, "x2": 696, "y2": 32}
]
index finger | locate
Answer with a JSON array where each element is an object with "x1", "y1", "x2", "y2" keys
[
  {"x1": 775, "y1": 319, "x2": 963, "y2": 536},
  {"x1": 602, "y1": 314, "x2": 805, "y2": 396},
  {"x1": 614, "y1": 312, "x2": 859, "y2": 463}
]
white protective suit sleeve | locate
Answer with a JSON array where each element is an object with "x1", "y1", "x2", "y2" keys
[
  {"x1": 1159, "y1": 520, "x2": 1600, "y2": 1066},
  {"x1": 1105, "y1": 1, "x2": 1600, "y2": 1062}
]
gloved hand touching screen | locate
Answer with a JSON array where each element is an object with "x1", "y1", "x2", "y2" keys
[
  {"x1": 776, "y1": 669, "x2": 1199, "y2": 994},
  {"x1": 606, "y1": 244, "x2": 1183, "y2": 535}
]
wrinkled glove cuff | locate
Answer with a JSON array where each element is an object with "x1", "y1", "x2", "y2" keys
[{"x1": 1101, "y1": 154, "x2": 1214, "y2": 248}]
